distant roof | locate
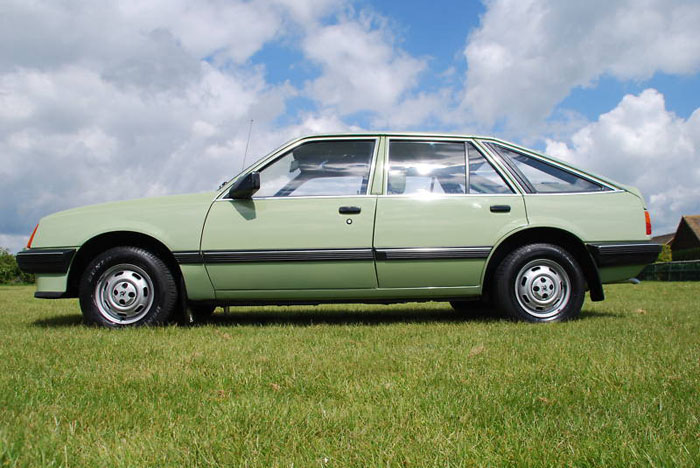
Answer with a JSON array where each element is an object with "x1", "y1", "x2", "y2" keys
[
  {"x1": 683, "y1": 215, "x2": 700, "y2": 240},
  {"x1": 670, "y1": 215, "x2": 700, "y2": 250},
  {"x1": 651, "y1": 233, "x2": 674, "y2": 244}
]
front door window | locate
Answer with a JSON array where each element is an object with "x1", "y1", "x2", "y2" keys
[{"x1": 255, "y1": 140, "x2": 375, "y2": 198}]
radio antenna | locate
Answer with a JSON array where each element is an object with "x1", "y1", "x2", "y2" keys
[{"x1": 241, "y1": 119, "x2": 254, "y2": 171}]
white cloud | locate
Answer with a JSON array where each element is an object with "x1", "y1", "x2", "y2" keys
[
  {"x1": 0, "y1": 0, "x2": 440, "y2": 246},
  {"x1": 0, "y1": 234, "x2": 29, "y2": 255},
  {"x1": 545, "y1": 89, "x2": 700, "y2": 234},
  {"x1": 464, "y1": 0, "x2": 700, "y2": 129},
  {"x1": 0, "y1": 0, "x2": 303, "y2": 242},
  {"x1": 303, "y1": 15, "x2": 426, "y2": 115}
]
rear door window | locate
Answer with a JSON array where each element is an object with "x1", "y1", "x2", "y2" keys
[
  {"x1": 387, "y1": 141, "x2": 466, "y2": 195},
  {"x1": 387, "y1": 140, "x2": 514, "y2": 195}
]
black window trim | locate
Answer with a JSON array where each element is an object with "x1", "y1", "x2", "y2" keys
[
  {"x1": 484, "y1": 141, "x2": 615, "y2": 194},
  {"x1": 465, "y1": 140, "x2": 518, "y2": 195}
]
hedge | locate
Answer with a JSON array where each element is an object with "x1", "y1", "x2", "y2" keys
[{"x1": 0, "y1": 248, "x2": 34, "y2": 284}]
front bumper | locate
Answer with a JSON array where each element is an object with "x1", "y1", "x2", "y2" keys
[
  {"x1": 16, "y1": 248, "x2": 76, "y2": 274},
  {"x1": 587, "y1": 242, "x2": 662, "y2": 267}
]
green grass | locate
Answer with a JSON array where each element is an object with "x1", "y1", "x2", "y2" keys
[{"x1": 0, "y1": 284, "x2": 698, "y2": 467}]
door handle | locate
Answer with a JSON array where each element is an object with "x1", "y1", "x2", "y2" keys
[
  {"x1": 339, "y1": 206, "x2": 361, "y2": 215},
  {"x1": 490, "y1": 205, "x2": 511, "y2": 213}
]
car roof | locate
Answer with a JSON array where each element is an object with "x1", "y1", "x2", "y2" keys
[{"x1": 293, "y1": 132, "x2": 498, "y2": 140}]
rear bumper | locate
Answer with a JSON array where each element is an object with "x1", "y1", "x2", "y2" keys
[
  {"x1": 587, "y1": 242, "x2": 662, "y2": 267},
  {"x1": 16, "y1": 248, "x2": 76, "y2": 274}
]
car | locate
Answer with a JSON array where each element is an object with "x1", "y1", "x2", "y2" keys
[{"x1": 17, "y1": 133, "x2": 661, "y2": 327}]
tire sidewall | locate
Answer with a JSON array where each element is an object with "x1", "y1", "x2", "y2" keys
[
  {"x1": 79, "y1": 247, "x2": 177, "y2": 327},
  {"x1": 495, "y1": 244, "x2": 585, "y2": 322}
]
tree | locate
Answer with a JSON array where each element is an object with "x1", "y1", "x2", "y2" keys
[
  {"x1": 0, "y1": 248, "x2": 35, "y2": 284},
  {"x1": 656, "y1": 244, "x2": 672, "y2": 263}
]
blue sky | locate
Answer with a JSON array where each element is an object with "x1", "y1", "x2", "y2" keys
[{"x1": 1, "y1": 0, "x2": 699, "y2": 252}]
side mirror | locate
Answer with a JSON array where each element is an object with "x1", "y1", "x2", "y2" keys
[{"x1": 228, "y1": 171, "x2": 260, "y2": 199}]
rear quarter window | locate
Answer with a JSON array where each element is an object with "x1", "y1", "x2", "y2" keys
[{"x1": 486, "y1": 143, "x2": 608, "y2": 193}]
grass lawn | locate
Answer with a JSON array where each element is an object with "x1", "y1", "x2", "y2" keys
[{"x1": 0, "y1": 283, "x2": 698, "y2": 467}]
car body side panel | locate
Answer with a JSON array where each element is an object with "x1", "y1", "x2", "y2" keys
[
  {"x1": 30, "y1": 192, "x2": 215, "y2": 296},
  {"x1": 599, "y1": 265, "x2": 648, "y2": 283},
  {"x1": 524, "y1": 190, "x2": 651, "y2": 283},
  {"x1": 213, "y1": 285, "x2": 480, "y2": 302},
  {"x1": 374, "y1": 195, "x2": 528, "y2": 287},
  {"x1": 32, "y1": 192, "x2": 215, "y2": 251},
  {"x1": 523, "y1": 191, "x2": 647, "y2": 241},
  {"x1": 36, "y1": 273, "x2": 70, "y2": 294},
  {"x1": 180, "y1": 265, "x2": 216, "y2": 300},
  {"x1": 201, "y1": 197, "x2": 378, "y2": 291}
]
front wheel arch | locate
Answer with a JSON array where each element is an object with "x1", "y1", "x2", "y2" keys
[
  {"x1": 66, "y1": 231, "x2": 183, "y2": 299},
  {"x1": 79, "y1": 246, "x2": 179, "y2": 326},
  {"x1": 482, "y1": 227, "x2": 603, "y2": 303}
]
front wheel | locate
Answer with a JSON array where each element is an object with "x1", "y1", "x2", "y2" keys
[
  {"x1": 493, "y1": 243, "x2": 585, "y2": 322},
  {"x1": 79, "y1": 246, "x2": 179, "y2": 327}
]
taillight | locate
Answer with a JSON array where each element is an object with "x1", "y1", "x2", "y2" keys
[
  {"x1": 644, "y1": 210, "x2": 652, "y2": 236},
  {"x1": 27, "y1": 224, "x2": 39, "y2": 249}
]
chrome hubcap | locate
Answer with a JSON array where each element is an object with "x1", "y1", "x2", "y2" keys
[
  {"x1": 515, "y1": 259, "x2": 570, "y2": 319},
  {"x1": 95, "y1": 264, "x2": 154, "y2": 325}
]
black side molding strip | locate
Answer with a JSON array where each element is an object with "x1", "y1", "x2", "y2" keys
[
  {"x1": 375, "y1": 247, "x2": 491, "y2": 261},
  {"x1": 203, "y1": 248, "x2": 375, "y2": 263},
  {"x1": 16, "y1": 249, "x2": 76, "y2": 274},
  {"x1": 587, "y1": 242, "x2": 662, "y2": 267},
  {"x1": 173, "y1": 247, "x2": 493, "y2": 264},
  {"x1": 173, "y1": 251, "x2": 204, "y2": 264}
]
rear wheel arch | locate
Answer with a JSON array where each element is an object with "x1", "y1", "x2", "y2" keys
[
  {"x1": 66, "y1": 231, "x2": 183, "y2": 298},
  {"x1": 482, "y1": 227, "x2": 603, "y2": 302}
]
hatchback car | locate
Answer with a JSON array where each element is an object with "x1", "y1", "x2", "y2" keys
[{"x1": 18, "y1": 133, "x2": 661, "y2": 327}]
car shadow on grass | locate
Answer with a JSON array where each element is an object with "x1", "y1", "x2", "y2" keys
[
  {"x1": 30, "y1": 306, "x2": 620, "y2": 328},
  {"x1": 33, "y1": 314, "x2": 84, "y2": 327},
  {"x1": 206, "y1": 308, "x2": 497, "y2": 327},
  {"x1": 207, "y1": 306, "x2": 621, "y2": 327}
]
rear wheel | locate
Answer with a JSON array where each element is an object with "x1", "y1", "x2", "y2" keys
[
  {"x1": 493, "y1": 243, "x2": 585, "y2": 322},
  {"x1": 79, "y1": 246, "x2": 178, "y2": 327}
]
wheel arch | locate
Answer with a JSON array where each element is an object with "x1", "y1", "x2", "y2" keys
[
  {"x1": 65, "y1": 231, "x2": 183, "y2": 298},
  {"x1": 482, "y1": 227, "x2": 604, "y2": 302}
]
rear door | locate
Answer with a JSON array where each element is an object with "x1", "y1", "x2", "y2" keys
[
  {"x1": 373, "y1": 138, "x2": 528, "y2": 288},
  {"x1": 201, "y1": 137, "x2": 379, "y2": 291}
]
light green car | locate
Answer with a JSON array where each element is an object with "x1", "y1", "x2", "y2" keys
[{"x1": 18, "y1": 133, "x2": 661, "y2": 327}]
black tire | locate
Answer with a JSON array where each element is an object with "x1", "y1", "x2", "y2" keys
[
  {"x1": 493, "y1": 243, "x2": 585, "y2": 322},
  {"x1": 79, "y1": 246, "x2": 179, "y2": 327}
]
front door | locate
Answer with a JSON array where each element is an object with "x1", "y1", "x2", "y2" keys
[
  {"x1": 373, "y1": 139, "x2": 528, "y2": 288},
  {"x1": 201, "y1": 138, "x2": 378, "y2": 291}
]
